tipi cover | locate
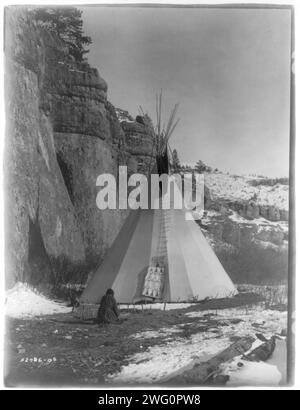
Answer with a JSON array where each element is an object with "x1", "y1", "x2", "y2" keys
[
  {"x1": 80, "y1": 94, "x2": 237, "y2": 305},
  {"x1": 80, "y1": 204, "x2": 237, "y2": 304}
]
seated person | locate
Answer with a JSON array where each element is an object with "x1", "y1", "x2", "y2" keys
[{"x1": 97, "y1": 288, "x2": 120, "y2": 324}]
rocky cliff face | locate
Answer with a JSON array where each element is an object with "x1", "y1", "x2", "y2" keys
[
  {"x1": 115, "y1": 108, "x2": 156, "y2": 175},
  {"x1": 4, "y1": 8, "x2": 155, "y2": 288},
  {"x1": 199, "y1": 173, "x2": 289, "y2": 284}
]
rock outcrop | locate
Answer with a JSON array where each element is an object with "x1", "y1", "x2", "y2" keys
[
  {"x1": 202, "y1": 215, "x2": 287, "y2": 249},
  {"x1": 204, "y1": 173, "x2": 289, "y2": 222},
  {"x1": 213, "y1": 200, "x2": 286, "y2": 222},
  {"x1": 200, "y1": 173, "x2": 289, "y2": 282},
  {"x1": 200, "y1": 207, "x2": 288, "y2": 283},
  {"x1": 5, "y1": 11, "x2": 86, "y2": 287},
  {"x1": 115, "y1": 108, "x2": 155, "y2": 175}
]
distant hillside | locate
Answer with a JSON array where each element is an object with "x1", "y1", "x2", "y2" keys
[
  {"x1": 205, "y1": 172, "x2": 288, "y2": 214},
  {"x1": 199, "y1": 171, "x2": 289, "y2": 285}
]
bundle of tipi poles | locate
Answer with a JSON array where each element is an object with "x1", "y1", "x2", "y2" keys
[{"x1": 139, "y1": 90, "x2": 180, "y2": 172}]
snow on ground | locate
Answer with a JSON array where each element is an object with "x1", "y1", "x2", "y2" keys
[
  {"x1": 216, "y1": 334, "x2": 286, "y2": 386},
  {"x1": 5, "y1": 282, "x2": 72, "y2": 318},
  {"x1": 186, "y1": 306, "x2": 287, "y2": 339},
  {"x1": 220, "y1": 357, "x2": 282, "y2": 386},
  {"x1": 108, "y1": 305, "x2": 287, "y2": 385},
  {"x1": 228, "y1": 211, "x2": 288, "y2": 231},
  {"x1": 218, "y1": 337, "x2": 286, "y2": 386},
  {"x1": 107, "y1": 330, "x2": 230, "y2": 384},
  {"x1": 120, "y1": 303, "x2": 196, "y2": 311},
  {"x1": 130, "y1": 326, "x2": 183, "y2": 340},
  {"x1": 265, "y1": 339, "x2": 287, "y2": 385}
]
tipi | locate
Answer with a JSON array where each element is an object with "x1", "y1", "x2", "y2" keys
[{"x1": 79, "y1": 93, "x2": 237, "y2": 309}]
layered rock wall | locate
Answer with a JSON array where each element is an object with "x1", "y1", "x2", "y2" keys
[{"x1": 4, "y1": 8, "x2": 155, "y2": 288}]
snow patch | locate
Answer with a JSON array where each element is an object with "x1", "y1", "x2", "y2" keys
[
  {"x1": 5, "y1": 282, "x2": 72, "y2": 318},
  {"x1": 220, "y1": 357, "x2": 282, "y2": 386},
  {"x1": 131, "y1": 326, "x2": 182, "y2": 340},
  {"x1": 108, "y1": 332, "x2": 230, "y2": 384},
  {"x1": 120, "y1": 303, "x2": 196, "y2": 311},
  {"x1": 228, "y1": 212, "x2": 288, "y2": 230},
  {"x1": 186, "y1": 307, "x2": 287, "y2": 338},
  {"x1": 108, "y1": 305, "x2": 287, "y2": 384}
]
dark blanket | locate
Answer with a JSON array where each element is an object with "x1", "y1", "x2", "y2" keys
[{"x1": 97, "y1": 294, "x2": 120, "y2": 324}]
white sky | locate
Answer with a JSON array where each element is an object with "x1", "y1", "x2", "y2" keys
[{"x1": 82, "y1": 6, "x2": 291, "y2": 177}]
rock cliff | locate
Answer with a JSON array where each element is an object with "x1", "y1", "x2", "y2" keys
[
  {"x1": 4, "y1": 8, "x2": 155, "y2": 288},
  {"x1": 199, "y1": 173, "x2": 289, "y2": 284}
]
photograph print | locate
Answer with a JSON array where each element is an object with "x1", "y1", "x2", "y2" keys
[{"x1": 3, "y1": 3, "x2": 295, "y2": 388}]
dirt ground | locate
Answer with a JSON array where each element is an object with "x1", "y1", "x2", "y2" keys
[{"x1": 4, "y1": 292, "x2": 272, "y2": 387}]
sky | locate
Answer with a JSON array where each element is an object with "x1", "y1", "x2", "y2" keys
[{"x1": 81, "y1": 6, "x2": 291, "y2": 177}]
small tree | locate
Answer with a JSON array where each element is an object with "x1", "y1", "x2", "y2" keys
[
  {"x1": 194, "y1": 160, "x2": 207, "y2": 173},
  {"x1": 172, "y1": 149, "x2": 181, "y2": 173},
  {"x1": 32, "y1": 7, "x2": 92, "y2": 61}
]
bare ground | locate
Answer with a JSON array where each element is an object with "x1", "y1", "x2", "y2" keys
[{"x1": 4, "y1": 292, "x2": 272, "y2": 387}]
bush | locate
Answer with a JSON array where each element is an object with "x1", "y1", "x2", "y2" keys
[
  {"x1": 217, "y1": 242, "x2": 288, "y2": 284},
  {"x1": 31, "y1": 7, "x2": 92, "y2": 62},
  {"x1": 248, "y1": 177, "x2": 289, "y2": 187}
]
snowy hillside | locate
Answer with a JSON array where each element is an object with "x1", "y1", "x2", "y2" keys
[
  {"x1": 204, "y1": 173, "x2": 288, "y2": 211},
  {"x1": 199, "y1": 172, "x2": 289, "y2": 284}
]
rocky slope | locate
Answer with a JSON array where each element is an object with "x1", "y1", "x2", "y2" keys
[
  {"x1": 205, "y1": 173, "x2": 288, "y2": 221},
  {"x1": 199, "y1": 173, "x2": 289, "y2": 284},
  {"x1": 4, "y1": 8, "x2": 155, "y2": 288}
]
